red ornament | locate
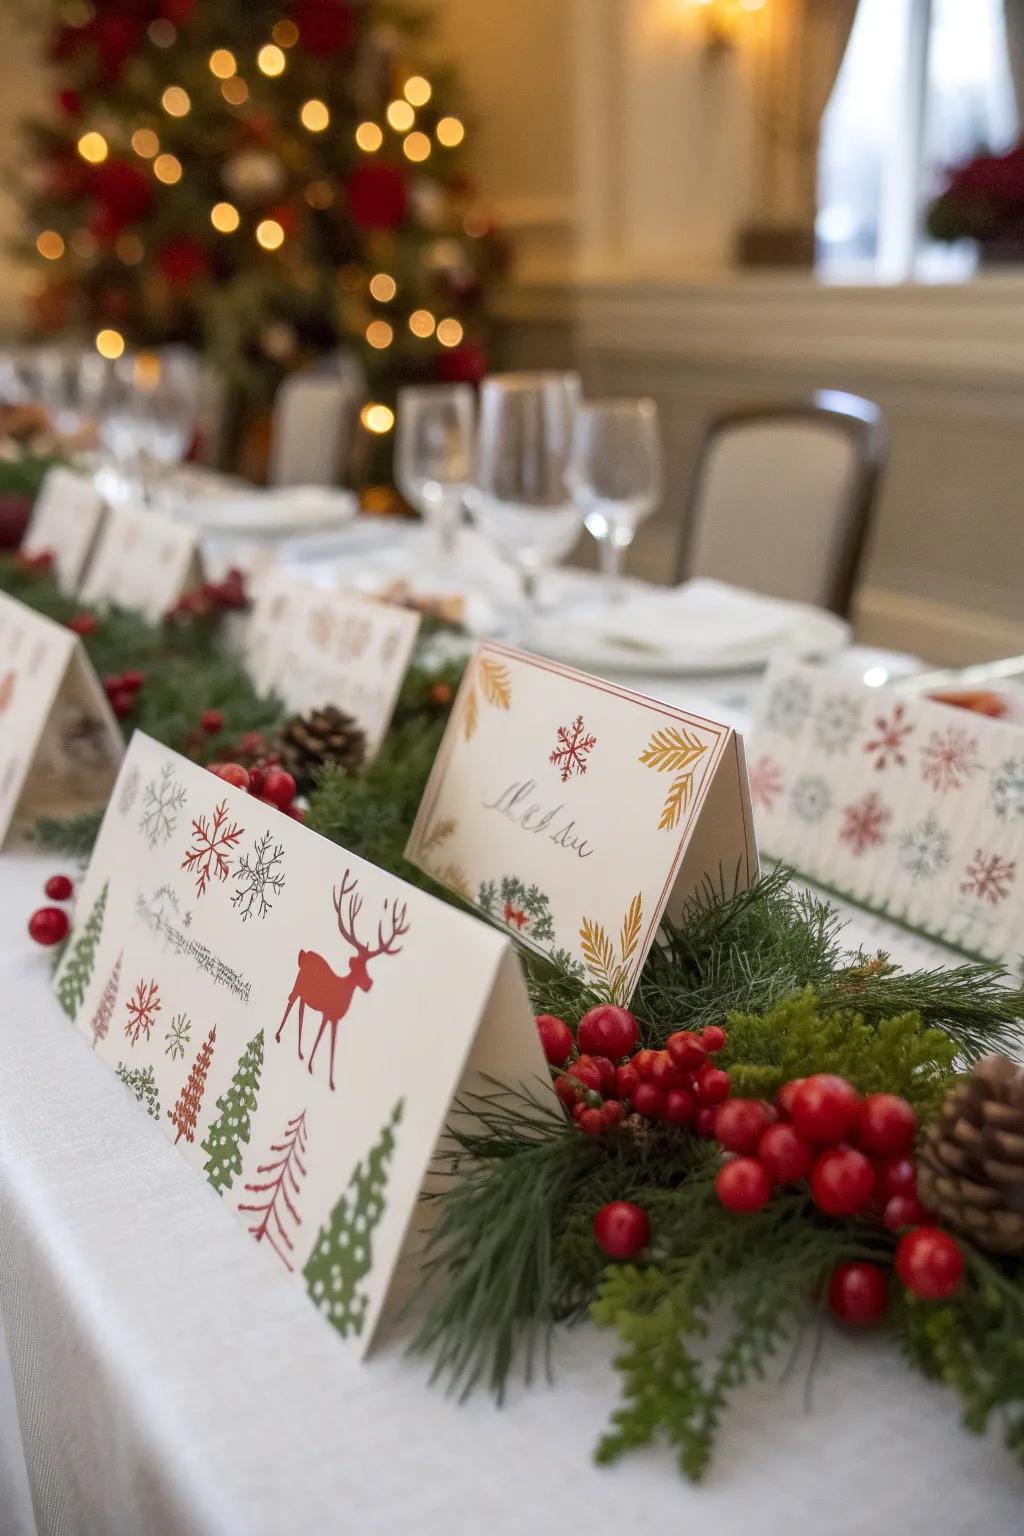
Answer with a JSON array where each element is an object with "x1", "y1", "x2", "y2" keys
[
  {"x1": 614, "y1": 1062, "x2": 639, "y2": 1100},
  {"x1": 535, "y1": 1013, "x2": 573, "y2": 1067},
  {"x1": 216, "y1": 763, "x2": 250, "y2": 792},
  {"x1": 883, "y1": 1194, "x2": 932, "y2": 1232},
  {"x1": 631, "y1": 1082, "x2": 664, "y2": 1118},
  {"x1": 434, "y1": 342, "x2": 488, "y2": 385},
  {"x1": 715, "y1": 1157, "x2": 772, "y2": 1214},
  {"x1": 346, "y1": 164, "x2": 408, "y2": 231},
  {"x1": 714, "y1": 1098, "x2": 772, "y2": 1155},
  {"x1": 665, "y1": 1029, "x2": 706, "y2": 1073},
  {"x1": 57, "y1": 87, "x2": 81, "y2": 117},
  {"x1": 895, "y1": 1227, "x2": 964, "y2": 1300},
  {"x1": 757, "y1": 1122, "x2": 813, "y2": 1184},
  {"x1": 28, "y1": 906, "x2": 69, "y2": 946},
  {"x1": 201, "y1": 709, "x2": 225, "y2": 735},
  {"x1": 694, "y1": 1106, "x2": 717, "y2": 1138},
  {"x1": 662, "y1": 1087, "x2": 695, "y2": 1126},
  {"x1": 701, "y1": 1024, "x2": 727, "y2": 1053},
  {"x1": 593, "y1": 1200, "x2": 650, "y2": 1260},
  {"x1": 810, "y1": 1147, "x2": 876, "y2": 1217},
  {"x1": 44, "y1": 874, "x2": 73, "y2": 901},
  {"x1": 68, "y1": 613, "x2": 97, "y2": 637},
  {"x1": 91, "y1": 12, "x2": 143, "y2": 85},
  {"x1": 694, "y1": 1064, "x2": 731, "y2": 1104},
  {"x1": 829, "y1": 1262, "x2": 888, "y2": 1328},
  {"x1": 262, "y1": 768, "x2": 297, "y2": 809},
  {"x1": 789, "y1": 1074, "x2": 860, "y2": 1144},
  {"x1": 855, "y1": 1093, "x2": 917, "y2": 1156},
  {"x1": 875, "y1": 1153, "x2": 917, "y2": 1202},
  {"x1": 776, "y1": 1077, "x2": 805, "y2": 1118},
  {"x1": 157, "y1": 237, "x2": 212, "y2": 292},
  {"x1": 93, "y1": 160, "x2": 152, "y2": 225},
  {"x1": 576, "y1": 1004, "x2": 638, "y2": 1060},
  {"x1": 161, "y1": 0, "x2": 198, "y2": 24},
  {"x1": 293, "y1": 0, "x2": 354, "y2": 57}
]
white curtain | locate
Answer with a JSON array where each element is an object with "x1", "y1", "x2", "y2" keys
[{"x1": 1004, "y1": 0, "x2": 1024, "y2": 128}]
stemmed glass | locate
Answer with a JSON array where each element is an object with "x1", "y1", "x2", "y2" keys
[
  {"x1": 466, "y1": 372, "x2": 582, "y2": 627},
  {"x1": 569, "y1": 399, "x2": 662, "y2": 603},
  {"x1": 396, "y1": 384, "x2": 474, "y2": 567}
]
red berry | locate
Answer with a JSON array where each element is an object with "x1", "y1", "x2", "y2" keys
[
  {"x1": 631, "y1": 1081, "x2": 665, "y2": 1118},
  {"x1": 578, "y1": 1107, "x2": 605, "y2": 1135},
  {"x1": 875, "y1": 1153, "x2": 917, "y2": 1202},
  {"x1": 701, "y1": 1025, "x2": 727, "y2": 1053},
  {"x1": 571, "y1": 1055, "x2": 604, "y2": 1094},
  {"x1": 601, "y1": 1100, "x2": 625, "y2": 1131},
  {"x1": 883, "y1": 1194, "x2": 932, "y2": 1232},
  {"x1": 109, "y1": 687, "x2": 136, "y2": 720},
  {"x1": 810, "y1": 1147, "x2": 876, "y2": 1217},
  {"x1": 576, "y1": 1004, "x2": 638, "y2": 1060},
  {"x1": 593, "y1": 1200, "x2": 650, "y2": 1260},
  {"x1": 856, "y1": 1094, "x2": 917, "y2": 1157},
  {"x1": 44, "y1": 874, "x2": 73, "y2": 901},
  {"x1": 614, "y1": 1063, "x2": 639, "y2": 1100},
  {"x1": 694, "y1": 1106, "x2": 717, "y2": 1138},
  {"x1": 662, "y1": 1087, "x2": 695, "y2": 1126},
  {"x1": 775, "y1": 1078, "x2": 805, "y2": 1118},
  {"x1": 715, "y1": 1157, "x2": 772, "y2": 1213},
  {"x1": 201, "y1": 708, "x2": 224, "y2": 735},
  {"x1": 67, "y1": 613, "x2": 97, "y2": 636},
  {"x1": 666, "y1": 1029, "x2": 706, "y2": 1072},
  {"x1": 649, "y1": 1050, "x2": 685, "y2": 1090},
  {"x1": 895, "y1": 1227, "x2": 964, "y2": 1300},
  {"x1": 714, "y1": 1098, "x2": 772, "y2": 1155},
  {"x1": 286, "y1": 804, "x2": 306, "y2": 822},
  {"x1": 28, "y1": 906, "x2": 69, "y2": 946},
  {"x1": 695, "y1": 1064, "x2": 731, "y2": 1104},
  {"x1": 120, "y1": 669, "x2": 145, "y2": 691},
  {"x1": 262, "y1": 767, "x2": 297, "y2": 809},
  {"x1": 829, "y1": 1262, "x2": 888, "y2": 1328},
  {"x1": 790, "y1": 1075, "x2": 860, "y2": 1144},
  {"x1": 632, "y1": 1048, "x2": 659, "y2": 1080},
  {"x1": 554, "y1": 1076, "x2": 579, "y2": 1110},
  {"x1": 216, "y1": 763, "x2": 250, "y2": 791},
  {"x1": 572, "y1": 1101, "x2": 587, "y2": 1122},
  {"x1": 535, "y1": 1013, "x2": 573, "y2": 1067},
  {"x1": 758, "y1": 1122, "x2": 813, "y2": 1184},
  {"x1": 247, "y1": 766, "x2": 266, "y2": 796}
]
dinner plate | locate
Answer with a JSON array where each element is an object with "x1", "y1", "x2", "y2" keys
[{"x1": 186, "y1": 485, "x2": 358, "y2": 537}]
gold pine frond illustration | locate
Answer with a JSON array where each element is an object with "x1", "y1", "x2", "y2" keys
[
  {"x1": 580, "y1": 918, "x2": 616, "y2": 991},
  {"x1": 479, "y1": 656, "x2": 512, "y2": 710},
  {"x1": 639, "y1": 725, "x2": 708, "y2": 774},
  {"x1": 619, "y1": 893, "x2": 643, "y2": 961},
  {"x1": 463, "y1": 685, "x2": 479, "y2": 741},
  {"x1": 422, "y1": 817, "x2": 457, "y2": 854},
  {"x1": 439, "y1": 864, "x2": 474, "y2": 903},
  {"x1": 580, "y1": 891, "x2": 644, "y2": 1004},
  {"x1": 659, "y1": 773, "x2": 694, "y2": 831}
]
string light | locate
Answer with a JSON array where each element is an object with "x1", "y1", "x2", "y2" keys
[
  {"x1": 209, "y1": 48, "x2": 237, "y2": 78},
  {"x1": 369, "y1": 273, "x2": 397, "y2": 302},
  {"x1": 36, "y1": 231, "x2": 64, "y2": 261},
  {"x1": 300, "y1": 99, "x2": 329, "y2": 132},
  {"x1": 403, "y1": 76, "x2": 432, "y2": 107},
  {"x1": 116, "y1": 231, "x2": 144, "y2": 264},
  {"x1": 272, "y1": 18, "x2": 299, "y2": 47},
  {"x1": 161, "y1": 85, "x2": 191, "y2": 117},
  {"x1": 77, "y1": 131, "x2": 108, "y2": 164},
  {"x1": 436, "y1": 116, "x2": 465, "y2": 147},
  {"x1": 211, "y1": 201, "x2": 240, "y2": 233},
  {"x1": 257, "y1": 44, "x2": 286, "y2": 76},
  {"x1": 256, "y1": 218, "x2": 285, "y2": 250},
  {"x1": 70, "y1": 228, "x2": 97, "y2": 258},
  {"x1": 305, "y1": 180, "x2": 334, "y2": 209},
  {"x1": 131, "y1": 128, "x2": 159, "y2": 158},
  {"x1": 408, "y1": 309, "x2": 435, "y2": 338},
  {"x1": 437, "y1": 318, "x2": 464, "y2": 348},
  {"x1": 95, "y1": 328, "x2": 125, "y2": 360},
  {"x1": 403, "y1": 132, "x2": 431, "y2": 163},
  {"x1": 463, "y1": 210, "x2": 490, "y2": 238},
  {"x1": 366, "y1": 320, "x2": 393, "y2": 350},
  {"x1": 147, "y1": 18, "x2": 175, "y2": 46},
  {"x1": 153, "y1": 153, "x2": 182, "y2": 184},
  {"x1": 221, "y1": 77, "x2": 248, "y2": 105},
  {"x1": 361, "y1": 403, "x2": 394, "y2": 435},
  {"x1": 386, "y1": 100, "x2": 415, "y2": 133},
  {"x1": 355, "y1": 122, "x2": 383, "y2": 152}
]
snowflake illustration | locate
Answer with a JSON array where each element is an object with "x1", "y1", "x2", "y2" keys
[
  {"x1": 139, "y1": 762, "x2": 188, "y2": 848},
  {"x1": 920, "y1": 726, "x2": 979, "y2": 794},
  {"x1": 117, "y1": 765, "x2": 141, "y2": 818},
  {"x1": 764, "y1": 674, "x2": 812, "y2": 739},
  {"x1": 961, "y1": 849, "x2": 1016, "y2": 906},
  {"x1": 748, "y1": 754, "x2": 783, "y2": 812},
  {"x1": 232, "y1": 832, "x2": 286, "y2": 922},
  {"x1": 864, "y1": 703, "x2": 914, "y2": 771},
  {"x1": 790, "y1": 774, "x2": 832, "y2": 824},
  {"x1": 990, "y1": 758, "x2": 1024, "y2": 822},
  {"x1": 550, "y1": 715, "x2": 597, "y2": 782},
  {"x1": 182, "y1": 799, "x2": 245, "y2": 897},
  {"x1": 840, "y1": 792, "x2": 891, "y2": 855},
  {"x1": 164, "y1": 1012, "x2": 192, "y2": 1060},
  {"x1": 124, "y1": 978, "x2": 161, "y2": 1045},
  {"x1": 898, "y1": 812, "x2": 951, "y2": 883},
  {"x1": 814, "y1": 693, "x2": 862, "y2": 756}
]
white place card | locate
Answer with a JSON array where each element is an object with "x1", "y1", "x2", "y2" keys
[
  {"x1": 751, "y1": 660, "x2": 1024, "y2": 970},
  {"x1": 21, "y1": 466, "x2": 106, "y2": 593},
  {"x1": 80, "y1": 502, "x2": 201, "y2": 622},
  {"x1": 244, "y1": 571, "x2": 421, "y2": 759},
  {"x1": 407, "y1": 643, "x2": 757, "y2": 1002},
  {"x1": 54, "y1": 732, "x2": 549, "y2": 1352},
  {"x1": 0, "y1": 591, "x2": 123, "y2": 847}
]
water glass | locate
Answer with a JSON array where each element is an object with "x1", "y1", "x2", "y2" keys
[
  {"x1": 396, "y1": 384, "x2": 475, "y2": 565},
  {"x1": 569, "y1": 399, "x2": 662, "y2": 601}
]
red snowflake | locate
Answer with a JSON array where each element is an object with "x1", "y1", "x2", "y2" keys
[
  {"x1": 864, "y1": 703, "x2": 914, "y2": 771},
  {"x1": 550, "y1": 714, "x2": 597, "y2": 782},
  {"x1": 961, "y1": 849, "x2": 1016, "y2": 906},
  {"x1": 503, "y1": 899, "x2": 529, "y2": 931},
  {"x1": 748, "y1": 754, "x2": 783, "y2": 812},
  {"x1": 124, "y1": 978, "x2": 161, "y2": 1045},
  {"x1": 182, "y1": 799, "x2": 244, "y2": 897},
  {"x1": 840, "y1": 792, "x2": 891, "y2": 855},
  {"x1": 921, "y1": 726, "x2": 979, "y2": 794}
]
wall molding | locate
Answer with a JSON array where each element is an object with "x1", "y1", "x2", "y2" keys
[{"x1": 855, "y1": 586, "x2": 1024, "y2": 667}]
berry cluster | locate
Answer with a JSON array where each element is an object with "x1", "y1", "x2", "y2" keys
[
  {"x1": 27, "y1": 872, "x2": 75, "y2": 946},
  {"x1": 206, "y1": 758, "x2": 303, "y2": 820},
  {"x1": 103, "y1": 667, "x2": 145, "y2": 720},
  {"x1": 13, "y1": 549, "x2": 55, "y2": 576},
  {"x1": 166, "y1": 567, "x2": 247, "y2": 622}
]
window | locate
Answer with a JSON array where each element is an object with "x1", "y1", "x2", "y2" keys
[{"x1": 817, "y1": 0, "x2": 1018, "y2": 281}]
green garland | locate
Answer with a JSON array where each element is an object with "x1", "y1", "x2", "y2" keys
[{"x1": 6, "y1": 555, "x2": 1024, "y2": 1482}]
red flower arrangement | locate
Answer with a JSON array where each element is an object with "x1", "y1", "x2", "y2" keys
[{"x1": 927, "y1": 141, "x2": 1024, "y2": 249}]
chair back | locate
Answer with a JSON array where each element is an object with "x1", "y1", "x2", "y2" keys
[
  {"x1": 268, "y1": 354, "x2": 365, "y2": 487},
  {"x1": 679, "y1": 392, "x2": 886, "y2": 616}
]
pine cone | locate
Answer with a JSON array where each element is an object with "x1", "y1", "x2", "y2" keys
[
  {"x1": 918, "y1": 1054, "x2": 1024, "y2": 1256},
  {"x1": 276, "y1": 706, "x2": 367, "y2": 792}
]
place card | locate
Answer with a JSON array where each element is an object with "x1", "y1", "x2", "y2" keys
[
  {"x1": 0, "y1": 591, "x2": 122, "y2": 847},
  {"x1": 21, "y1": 466, "x2": 106, "y2": 593},
  {"x1": 244, "y1": 571, "x2": 421, "y2": 759},
  {"x1": 53, "y1": 731, "x2": 549, "y2": 1352},
  {"x1": 406, "y1": 643, "x2": 757, "y2": 1002},
  {"x1": 750, "y1": 660, "x2": 1024, "y2": 970},
  {"x1": 79, "y1": 502, "x2": 201, "y2": 622}
]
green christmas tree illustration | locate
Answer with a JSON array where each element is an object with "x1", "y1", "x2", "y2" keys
[
  {"x1": 116, "y1": 1062, "x2": 160, "y2": 1121},
  {"x1": 303, "y1": 1099, "x2": 403, "y2": 1340},
  {"x1": 201, "y1": 1030, "x2": 264, "y2": 1195},
  {"x1": 56, "y1": 881, "x2": 109, "y2": 1019}
]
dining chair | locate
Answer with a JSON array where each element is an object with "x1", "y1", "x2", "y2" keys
[
  {"x1": 268, "y1": 353, "x2": 365, "y2": 487},
  {"x1": 677, "y1": 391, "x2": 887, "y2": 617}
]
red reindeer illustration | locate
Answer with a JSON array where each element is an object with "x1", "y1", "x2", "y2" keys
[{"x1": 276, "y1": 871, "x2": 409, "y2": 1090}]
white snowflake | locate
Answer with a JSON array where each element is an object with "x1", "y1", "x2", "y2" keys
[
  {"x1": 814, "y1": 694, "x2": 862, "y2": 755},
  {"x1": 765, "y1": 675, "x2": 812, "y2": 739},
  {"x1": 139, "y1": 762, "x2": 188, "y2": 848},
  {"x1": 898, "y1": 812, "x2": 951, "y2": 883},
  {"x1": 232, "y1": 832, "x2": 286, "y2": 922},
  {"x1": 990, "y1": 758, "x2": 1024, "y2": 822},
  {"x1": 117, "y1": 765, "x2": 141, "y2": 818},
  {"x1": 791, "y1": 774, "x2": 832, "y2": 824}
]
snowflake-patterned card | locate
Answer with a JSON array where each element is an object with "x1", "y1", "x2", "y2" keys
[
  {"x1": 406, "y1": 642, "x2": 758, "y2": 1004},
  {"x1": 21, "y1": 467, "x2": 106, "y2": 594},
  {"x1": 79, "y1": 502, "x2": 202, "y2": 624},
  {"x1": 0, "y1": 591, "x2": 123, "y2": 848},
  {"x1": 54, "y1": 730, "x2": 550, "y2": 1354},
  {"x1": 243, "y1": 570, "x2": 421, "y2": 760},
  {"x1": 752, "y1": 658, "x2": 1024, "y2": 969}
]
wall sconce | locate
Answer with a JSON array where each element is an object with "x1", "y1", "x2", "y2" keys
[{"x1": 688, "y1": 0, "x2": 766, "y2": 54}]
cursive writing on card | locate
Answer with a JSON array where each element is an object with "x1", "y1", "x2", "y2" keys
[{"x1": 483, "y1": 779, "x2": 594, "y2": 859}]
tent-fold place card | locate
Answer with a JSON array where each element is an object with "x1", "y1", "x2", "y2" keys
[
  {"x1": 21, "y1": 466, "x2": 106, "y2": 593},
  {"x1": 406, "y1": 643, "x2": 758, "y2": 1002},
  {"x1": 79, "y1": 502, "x2": 201, "y2": 622},
  {"x1": 54, "y1": 731, "x2": 550, "y2": 1352},
  {"x1": 0, "y1": 591, "x2": 123, "y2": 846},
  {"x1": 244, "y1": 571, "x2": 421, "y2": 760}
]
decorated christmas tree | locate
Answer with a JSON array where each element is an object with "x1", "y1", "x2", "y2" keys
[
  {"x1": 17, "y1": 1, "x2": 505, "y2": 441},
  {"x1": 202, "y1": 1027, "x2": 263, "y2": 1191},
  {"x1": 303, "y1": 1097, "x2": 402, "y2": 1338},
  {"x1": 56, "y1": 879, "x2": 108, "y2": 1018},
  {"x1": 116, "y1": 1060, "x2": 160, "y2": 1119},
  {"x1": 167, "y1": 1023, "x2": 216, "y2": 1143},
  {"x1": 89, "y1": 947, "x2": 122, "y2": 1046}
]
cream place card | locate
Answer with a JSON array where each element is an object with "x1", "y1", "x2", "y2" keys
[
  {"x1": 0, "y1": 591, "x2": 122, "y2": 846},
  {"x1": 21, "y1": 466, "x2": 106, "y2": 593},
  {"x1": 751, "y1": 660, "x2": 1024, "y2": 970},
  {"x1": 244, "y1": 570, "x2": 420, "y2": 759},
  {"x1": 406, "y1": 643, "x2": 757, "y2": 1002},
  {"x1": 53, "y1": 731, "x2": 549, "y2": 1352},
  {"x1": 80, "y1": 502, "x2": 201, "y2": 622}
]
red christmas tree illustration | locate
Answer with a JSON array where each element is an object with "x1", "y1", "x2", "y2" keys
[
  {"x1": 238, "y1": 1110, "x2": 309, "y2": 1271},
  {"x1": 90, "y1": 949, "x2": 122, "y2": 1048},
  {"x1": 167, "y1": 1026, "x2": 217, "y2": 1145}
]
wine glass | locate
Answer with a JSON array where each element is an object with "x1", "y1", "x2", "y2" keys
[
  {"x1": 569, "y1": 399, "x2": 662, "y2": 602},
  {"x1": 396, "y1": 384, "x2": 474, "y2": 566},
  {"x1": 132, "y1": 347, "x2": 201, "y2": 474},
  {"x1": 465, "y1": 372, "x2": 582, "y2": 625}
]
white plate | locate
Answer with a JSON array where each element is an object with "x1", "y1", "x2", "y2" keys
[{"x1": 186, "y1": 486, "x2": 358, "y2": 537}]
